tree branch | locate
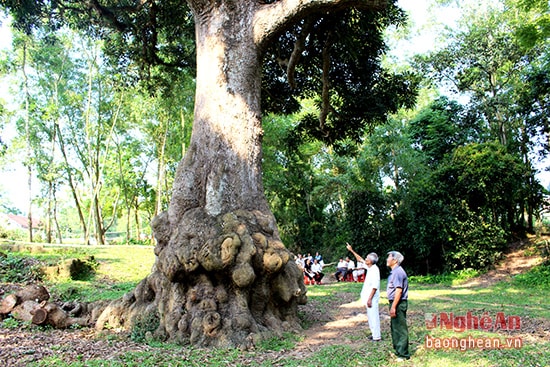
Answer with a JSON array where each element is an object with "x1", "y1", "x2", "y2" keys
[
  {"x1": 85, "y1": 0, "x2": 135, "y2": 32},
  {"x1": 286, "y1": 16, "x2": 314, "y2": 89},
  {"x1": 319, "y1": 32, "x2": 332, "y2": 137},
  {"x1": 253, "y1": 0, "x2": 386, "y2": 47}
]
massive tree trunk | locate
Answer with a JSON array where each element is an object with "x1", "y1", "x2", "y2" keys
[{"x1": 92, "y1": 0, "x2": 383, "y2": 349}]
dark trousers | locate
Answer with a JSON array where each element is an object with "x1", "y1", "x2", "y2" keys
[
  {"x1": 313, "y1": 272, "x2": 324, "y2": 283},
  {"x1": 389, "y1": 299, "x2": 410, "y2": 359},
  {"x1": 335, "y1": 268, "x2": 346, "y2": 281}
]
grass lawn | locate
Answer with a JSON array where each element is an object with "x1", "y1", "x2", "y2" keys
[
  {"x1": 0, "y1": 243, "x2": 156, "y2": 302},
  {"x1": 1, "y1": 244, "x2": 549, "y2": 366}
]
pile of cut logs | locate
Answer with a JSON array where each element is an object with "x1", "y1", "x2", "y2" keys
[{"x1": 0, "y1": 285, "x2": 89, "y2": 328}]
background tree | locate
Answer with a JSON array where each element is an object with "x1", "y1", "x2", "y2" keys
[
  {"x1": 21, "y1": 30, "x2": 81, "y2": 244},
  {"x1": 414, "y1": 1, "x2": 547, "y2": 233},
  {"x1": 3, "y1": 30, "x2": 41, "y2": 242},
  {"x1": 0, "y1": 97, "x2": 7, "y2": 158},
  {"x1": 262, "y1": 113, "x2": 327, "y2": 254}
]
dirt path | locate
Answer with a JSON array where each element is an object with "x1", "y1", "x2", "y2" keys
[
  {"x1": 459, "y1": 236, "x2": 546, "y2": 288},
  {"x1": 0, "y1": 283, "x2": 377, "y2": 366},
  {"x1": 291, "y1": 289, "x2": 372, "y2": 355}
]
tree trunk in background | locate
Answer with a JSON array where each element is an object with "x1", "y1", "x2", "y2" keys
[
  {"x1": 22, "y1": 41, "x2": 34, "y2": 243},
  {"x1": 46, "y1": 181, "x2": 53, "y2": 243},
  {"x1": 53, "y1": 195, "x2": 63, "y2": 244},
  {"x1": 92, "y1": 191, "x2": 105, "y2": 245},
  {"x1": 154, "y1": 121, "x2": 168, "y2": 218},
  {"x1": 134, "y1": 198, "x2": 141, "y2": 242},
  {"x1": 45, "y1": 128, "x2": 57, "y2": 244},
  {"x1": 56, "y1": 122, "x2": 88, "y2": 244}
]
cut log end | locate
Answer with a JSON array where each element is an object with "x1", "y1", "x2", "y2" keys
[
  {"x1": 0, "y1": 294, "x2": 18, "y2": 314},
  {"x1": 31, "y1": 308, "x2": 48, "y2": 325}
]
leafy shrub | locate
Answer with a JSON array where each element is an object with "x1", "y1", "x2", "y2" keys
[
  {"x1": 128, "y1": 238, "x2": 153, "y2": 246},
  {"x1": 513, "y1": 261, "x2": 550, "y2": 288},
  {"x1": 107, "y1": 238, "x2": 153, "y2": 246},
  {"x1": 0, "y1": 252, "x2": 44, "y2": 282},
  {"x1": 47, "y1": 284, "x2": 85, "y2": 301},
  {"x1": 446, "y1": 218, "x2": 507, "y2": 271},
  {"x1": 130, "y1": 310, "x2": 160, "y2": 343},
  {"x1": 42, "y1": 255, "x2": 99, "y2": 282},
  {"x1": 0, "y1": 227, "x2": 27, "y2": 241},
  {"x1": 68, "y1": 257, "x2": 98, "y2": 280}
]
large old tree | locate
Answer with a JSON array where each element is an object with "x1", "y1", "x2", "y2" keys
[{"x1": 1, "y1": 0, "x2": 415, "y2": 348}]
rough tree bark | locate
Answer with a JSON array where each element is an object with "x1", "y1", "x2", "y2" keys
[{"x1": 91, "y1": 0, "x2": 385, "y2": 349}]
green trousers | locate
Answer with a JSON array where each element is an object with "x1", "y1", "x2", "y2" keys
[{"x1": 389, "y1": 299, "x2": 410, "y2": 359}]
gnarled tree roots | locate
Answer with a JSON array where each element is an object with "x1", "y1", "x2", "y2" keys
[{"x1": 94, "y1": 209, "x2": 307, "y2": 349}]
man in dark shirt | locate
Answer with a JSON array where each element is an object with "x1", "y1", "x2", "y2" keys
[{"x1": 386, "y1": 251, "x2": 410, "y2": 361}]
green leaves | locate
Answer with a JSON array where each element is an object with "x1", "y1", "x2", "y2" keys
[
  {"x1": 262, "y1": 4, "x2": 419, "y2": 146},
  {"x1": 0, "y1": 252, "x2": 44, "y2": 283}
]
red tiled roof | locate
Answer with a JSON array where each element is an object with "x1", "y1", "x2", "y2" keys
[{"x1": 7, "y1": 214, "x2": 42, "y2": 229}]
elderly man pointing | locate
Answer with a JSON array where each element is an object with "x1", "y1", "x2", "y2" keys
[{"x1": 346, "y1": 243, "x2": 381, "y2": 342}]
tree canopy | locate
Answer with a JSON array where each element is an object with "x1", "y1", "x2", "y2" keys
[{"x1": 1, "y1": 0, "x2": 418, "y2": 144}]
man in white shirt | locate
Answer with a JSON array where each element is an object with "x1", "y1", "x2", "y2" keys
[
  {"x1": 353, "y1": 260, "x2": 366, "y2": 282},
  {"x1": 347, "y1": 243, "x2": 381, "y2": 341},
  {"x1": 311, "y1": 259, "x2": 324, "y2": 284},
  {"x1": 334, "y1": 258, "x2": 348, "y2": 281},
  {"x1": 345, "y1": 257, "x2": 355, "y2": 281},
  {"x1": 295, "y1": 254, "x2": 305, "y2": 271}
]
